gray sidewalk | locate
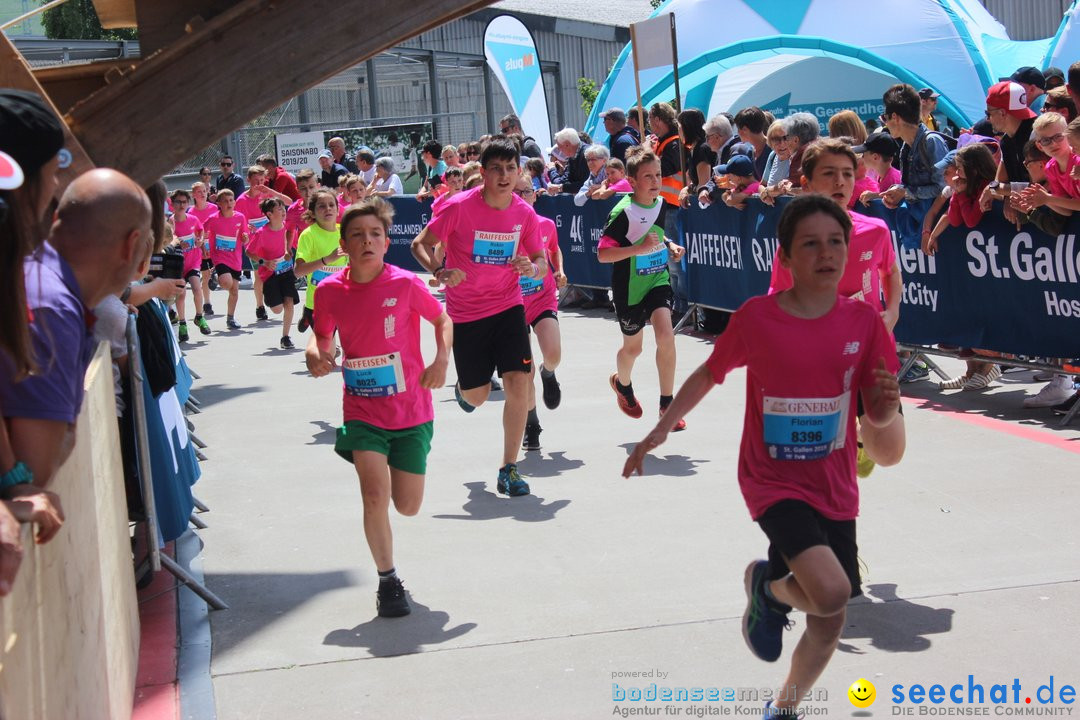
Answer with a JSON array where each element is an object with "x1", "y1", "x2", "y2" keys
[{"x1": 180, "y1": 286, "x2": 1080, "y2": 719}]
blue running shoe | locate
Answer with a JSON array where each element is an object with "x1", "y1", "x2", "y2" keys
[
  {"x1": 496, "y1": 463, "x2": 530, "y2": 496},
  {"x1": 454, "y1": 383, "x2": 475, "y2": 413},
  {"x1": 742, "y1": 560, "x2": 792, "y2": 662}
]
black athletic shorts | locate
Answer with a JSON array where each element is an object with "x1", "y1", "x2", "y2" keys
[
  {"x1": 615, "y1": 284, "x2": 673, "y2": 336},
  {"x1": 184, "y1": 268, "x2": 201, "y2": 282},
  {"x1": 757, "y1": 499, "x2": 861, "y2": 598},
  {"x1": 453, "y1": 304, "x2": 532, "y2": 390},
  {"x1": 200, "y1": 257, "x2": 214, "y2": 271},
  {"x1": 215, "y1": 264, "x2": 242, "y2": 281},
  {"x1": 262, "y1": 270, "x2": 300, "y2": 308},
  {"x1": 528, "y1": 309, "x2": 558, "y2": 331}
]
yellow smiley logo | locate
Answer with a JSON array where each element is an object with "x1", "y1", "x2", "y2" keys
[{"x1": 848, "y1": 678, "x2": 876, "y2": 708}]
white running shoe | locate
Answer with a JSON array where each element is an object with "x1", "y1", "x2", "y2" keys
[{"x1": 1023, "y1": 375, "x2": 1076, "y2": 408}]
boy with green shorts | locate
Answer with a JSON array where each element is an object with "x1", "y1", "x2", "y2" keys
[{"x1": 307, "y1": 199, "x2": 452, "y2": 618}]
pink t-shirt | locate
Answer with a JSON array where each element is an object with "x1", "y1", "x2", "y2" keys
[
  {"x1": 850, "y1": 175, "x2": 879, "y2": 209},
  {"x1": 1044, "y1": 153, "x2": 1080, "y2": 199},
  {"x1": 522, "y1": 216, "x2": 560, "y2": 324},
  {"x1": 173, "y1": 214, "x2": 204, "y2": 275},
  {"x1": 312, "y1": 264, "x2": 445, "y2": 430},
  {"x1": 706, "y1": 294, "x2": 899, "y2": 521},
  {"x1": 425, "y1": 186, "x2": 543, "y2": 323},
  {"x1": 285, "y1": 198, "x2": 308, "y2": 250},
  {"x1": 206, "y1": 212, "x2": 248, "y2": 270},
  {"x1": 869, "y1": 166, "x2": 902, "y2": 189},
  {"x1": 189, "y1": 203, "x2": 219, "y2": 225},
  {"x1": 234, "y1": 192, "x2": 269, "y2": 231},
  {"x1": 769, "y1": 212, "x2": 896, "y2": 311},
  {"x1": 248, "y1": 226, "x2": 292, "y2": 281},
  {"x1": 607, "y1": 178, "x2": 633, "y2": 193}
]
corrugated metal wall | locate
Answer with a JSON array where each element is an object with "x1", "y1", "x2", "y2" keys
[{"x1": 980, "y1": 0, "x2": 1068, "y2": 41}]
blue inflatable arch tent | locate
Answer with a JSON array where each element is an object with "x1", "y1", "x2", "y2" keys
[{"x1": 586, "y1": 0, "x2": 1080, "y2": 141}]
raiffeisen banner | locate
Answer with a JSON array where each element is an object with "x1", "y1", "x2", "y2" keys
[{"x1": 484, "y1": 14, "x2": 552, "y2": 151}]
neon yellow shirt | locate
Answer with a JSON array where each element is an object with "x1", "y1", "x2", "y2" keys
[{"x1": 296, "y1": 223, "x2": 346, "y2": 309}]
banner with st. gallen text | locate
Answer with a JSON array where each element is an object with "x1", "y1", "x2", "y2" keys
[
  {"x1": 484, "y1": 15, "x2": 552, "y2": 148},
  {"x1": 677, "y1": 198, "x2": 1080, "y2": 359}
]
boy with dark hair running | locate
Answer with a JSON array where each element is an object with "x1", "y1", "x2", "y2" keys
[
  {"x1": 624, "y1": 194, "x2": 902, "y2": 719},
  {"x1": 411, "y1": 138, "x2": 547, "y2": 496},
  {"x1": 307, "y1": 199, "x2": 451, "y2": 617}
]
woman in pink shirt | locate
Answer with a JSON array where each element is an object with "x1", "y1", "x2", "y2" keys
[{"x1": 306, "y1": 200, "x2": 451, "y2": 619}]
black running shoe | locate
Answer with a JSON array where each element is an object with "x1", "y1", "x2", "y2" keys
[
  {"x1": 1052, "y1": 391, "x2": 1080, "y2": 416},
  {"x1": 203, "y1": 303, "x2": 214, "y2": 316},
  {"x1": 522, "y1": 422, "x2": 542, "y2": 451},
  {"x1": 297, "y1": 315, "x2": 310, "y2": 333},
  {"x1": 541, "y1": 369, "x2": 561, "y2": 410},
  {"x1": 280, "y1": 336, "x2": 295, "y2": 349},
  {"x1": 255, "y1": 305, "x2": 268, "y2": 321},
  {"x1": 376, "y1": 577, "x2": 411, "y2": 618}
]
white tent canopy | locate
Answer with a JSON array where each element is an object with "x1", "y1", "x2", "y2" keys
[{"x1": 587, "y1": 0, "x2": 1079, "y2": 142}]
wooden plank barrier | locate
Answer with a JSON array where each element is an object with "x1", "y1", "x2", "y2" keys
[{"x1": 0, "y1": 343, "x2": 140, "y2": 719}]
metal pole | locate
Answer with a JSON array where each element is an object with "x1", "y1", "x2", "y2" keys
[
  {"x1": 428, "y1": 51, "x2": 441, "y2": 140},
  {"x1": 127, "y1": 315, "x2": 162, "y2": 573},
  {"x1": 298, "y1": 91, "x2": 311, "y2": 132},
  {"x1": 482, "y1": 64, "x2": 496, "y2": 135},
  {"x1": 366, "y1": 59, "x2": 380, "y2": 118}
]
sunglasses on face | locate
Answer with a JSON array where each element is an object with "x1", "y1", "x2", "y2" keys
[{"x1": 221, "y1": 162, "x2": 233, "y2": 167}]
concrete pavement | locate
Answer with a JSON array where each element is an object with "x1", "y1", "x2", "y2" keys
[{"x1": 179, "y1": 283, "x2": 1080, "y2": 719}]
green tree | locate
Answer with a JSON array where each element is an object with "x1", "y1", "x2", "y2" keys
[
  {"x1": 650, "y1": 0, "x2": 664, "y2": 8},
  {"x1": 577, "y1": 77, "x2": 599, "y2": 116},
  {"x1": 41, "y1": 0, "x2": 136, "y2": 40}
]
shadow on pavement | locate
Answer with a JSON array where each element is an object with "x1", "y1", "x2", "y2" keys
[
  {"x1": 516, "y1": 450, "x2": 585, "y2": 477},
  {"x1": 323, "y1": 598, "x2": 477, "y2": 657},
  {"x1": 307, "y1": 420, "x2": 338, "y2": 446},
  {"x1": 188, "y1": 383, "x2": 266, "y2": 409},
  {"x1": 901, "y1": 375, "x2": 1080, "y2": 436},
  {"x1": 205, "y1": 570, "x2": 355, "y2": 661},
  {"x1": 838, "y1": 583, "x2": 955, "y2": 654},
  {"x1": 432, "y1": 481, "x2": 570, "y2": 522},
  {"x1": 618, "y1": 443, "x2": 710, "y2": 477}
]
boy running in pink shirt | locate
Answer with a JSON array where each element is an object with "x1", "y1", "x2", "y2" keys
[
  {"x1": 411, "y1": 138, "x2": 547, "y2": 497},
  {"x1": 625, "y1": 194, "x2": 902, "y2": 719},
  {"x1": 307, "y1": 199, "x2": 451, "y2": 618},
  {"x1": 768, "y1": 139, "x2": 905, "y2": 477},
  {"x1": 247, "y1": 198, "x2": 300, "y2": 349},
  {"x1": 235, "y1": 165, "x2": 292, "y2": 322},
  {"x1": 189, "y1": 181, "x2": 219, "y2": 315},
  {"x1": 168, "y1": 189, "x2": 212, "y2": 342},
  {"x1": 204, "y1": 188, "x2": 248, "y2": 329},
  {"x1": 513, "y1": 175, "x2": 566, "y2": 451}
]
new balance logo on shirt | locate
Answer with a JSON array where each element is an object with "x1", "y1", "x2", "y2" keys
[
  {"x1": 382, "y1": 298, "x2": 398, "y2": 307},
  {"x1": 843, "y1": 341, "x2": 860, "y2": 355}
]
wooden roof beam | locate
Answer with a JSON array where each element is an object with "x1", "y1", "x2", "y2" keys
[{"x1": 67, "y1": 0, "x2": 495, "y2": 186}]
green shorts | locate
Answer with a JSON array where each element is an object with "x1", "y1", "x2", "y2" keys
[{"x1": 334, "y1": 420, "x2": 433, "y2": 475}]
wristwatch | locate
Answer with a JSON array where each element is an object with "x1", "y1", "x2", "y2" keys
[{"x1": 0, "y1": 461, "x2": 33, "y2": 491}]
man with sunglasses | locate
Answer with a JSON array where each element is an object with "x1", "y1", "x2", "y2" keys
[
  {"x1": 977, "y1": 81, "x2": 1037, "y2": 220},
  {"x1": 499, "y1": 114, "x2": 543, "y2": 160},
  {"x1": 215, "y1": 155, "x2": 246, "y2": 198}
]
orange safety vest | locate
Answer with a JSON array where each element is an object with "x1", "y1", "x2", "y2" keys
[{"x1": 656, "y1": 134, "x2": 685, "y2": 206}]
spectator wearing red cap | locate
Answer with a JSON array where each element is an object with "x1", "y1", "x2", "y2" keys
[{"x1": 978, "y1": 81, "x2": 1037, "y2": 222}]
